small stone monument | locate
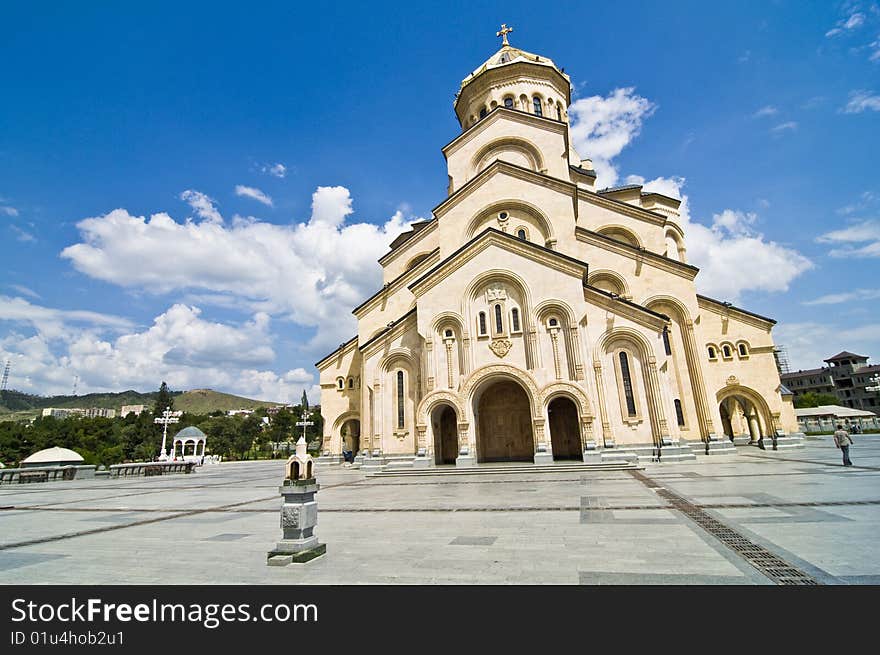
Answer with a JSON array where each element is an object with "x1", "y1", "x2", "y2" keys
[{"x1": 266, "y1": 436, "x2": 326, "y2": 566}]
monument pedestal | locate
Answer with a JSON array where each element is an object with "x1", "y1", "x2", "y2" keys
[{"x1": 267, "y1": 439, "x2": 326, "y2": 567}]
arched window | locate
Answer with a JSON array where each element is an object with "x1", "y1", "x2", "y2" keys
[
  {"x1": 738, "y1": 343, "x2": 748, "y2": 357},
  {"x1": 348, "y1": 377, "x2": 354, "y2": 389},
  {"x1": 723, "y1": 345, "x2": 732, "y2": 359},
  {"x1": 511, "y1": 308, "x2": 521, "y2": 333},
  {"x1": 396, "y1": 370, "x2": 405, "y2": 429},
  {"x1": 619, "y1": 352, "x2": 637, "y2": 417},
  {"x1": 517, "y1": 228, "x2": 527, "y2": 240},
  {"x1": 662, "y1": 327, "x2": 672, "y2": 356},
  {"x1": 708, "y1": 346, "x2": 717, "y2": 360},
  {"x1": 494, "y1": 304, "x2": 503, "y2": 334},
  {"x1": 674, "y1": 399, "x2": 685, "y2": 427},
  {"x1": 504, "y1": 97, "x2": 514, "y2": 108},
  {"x1": 533, "y1": 96, "x2": 543, "y2": 116},
  {"x1": 445, "y1": 329, "x2": 453, "y2": 338},
  {"x1": 337, "y1": 378, "x2": 344, "y2": 390},
  {"x1": 556, "y1": 104, "x2": 562, "y2": 120},
  {"x1": 478, "y1": 312, "x2": 487, "y2": 336},
  {"x1": 479, "y1": 107, "x2": 487, "y2": 118}
]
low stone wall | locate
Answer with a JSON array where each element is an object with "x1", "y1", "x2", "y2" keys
[
  {"x1": 109, "y1": 461, "x2": 195, "y2": 477},
  {"x1": 0, "y1": 464, "x2": 97, "y2": 484}
]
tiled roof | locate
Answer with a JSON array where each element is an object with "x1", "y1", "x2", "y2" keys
[{"x1": 824, "y1": 351, "x2": 869, "y2": 362}]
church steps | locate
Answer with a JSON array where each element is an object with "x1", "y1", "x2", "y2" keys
[{"x1": 367, "y1": 461, "x2": 641, "y2": 477}]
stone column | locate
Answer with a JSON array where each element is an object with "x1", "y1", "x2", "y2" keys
[
  {"x1": 533, "y1": 417, "x2": 553, "y2": 465},
  {"x1": 456, "y1": 421, "x2": 475, "y2": 467},
  {"x1": 683, "y1": 319, "x2": 718, "y2": 440},
  {"x1": 593, "y1": 358, "x2": 614, "y2": 447},
  {"x1": 444, "y1": 339, "x2": 455, "y2": 388},
  {"x1": 644, "y1": 356, "x2": 672, "y2": 445},
  {"x1": 425, "y1": 340, "x2": 435, "y2": 392},
  {"x1": 372, "y1": 378, "x2": 382, "y2": 457},
  {"x1": 528, "y1": 328, "x2": 539, "y2": 369},
  {"x1": 549, "y1": 329, "x2": 562, "y2": 380},
  {"x1": 570, "y1": 326, "x2": 584, "y2": 380}
]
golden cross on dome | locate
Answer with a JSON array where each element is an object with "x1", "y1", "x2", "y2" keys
[{"x1": 496, "y1": 23, "x2": 513, "y2": 46}]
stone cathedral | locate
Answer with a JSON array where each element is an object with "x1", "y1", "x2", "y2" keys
[{"x1": 317, "y1": 28, "x2": 801, "y2": 468}]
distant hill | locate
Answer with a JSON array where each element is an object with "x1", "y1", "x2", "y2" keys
[
  {"x1": 0, "y1": 387, "x2": 281, "y2": 420},
  {"x1": 174, "y1": 389, "x2": 278, "y2": 414}
]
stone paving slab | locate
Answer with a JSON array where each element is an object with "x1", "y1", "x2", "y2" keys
[{"x1": 0, "y1": 438, "x2": 877, "y2": 584}]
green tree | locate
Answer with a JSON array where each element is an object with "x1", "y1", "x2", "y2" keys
[
  {"x1": 152, "y1": 381, "x2": 174, "y2": 416},
  {"x1": 794, "y1": 392, "x2": 839, "y2": 409}
]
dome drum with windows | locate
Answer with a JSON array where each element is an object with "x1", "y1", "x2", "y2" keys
[{"x1": 316, "y1": 24, "x2": 803, "y2": 468}]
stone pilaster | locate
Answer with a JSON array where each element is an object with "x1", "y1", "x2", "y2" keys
[
  {"x1": 683, "y1": 319, "x2": 717, "y2": 440},
  {"x1": 593, "y1": 358, "x2": 614, "y2": 447},
  {"x1": 645, "y1": 356, "x2": 672, "y2": 445}
]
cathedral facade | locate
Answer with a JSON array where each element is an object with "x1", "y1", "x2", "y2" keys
[{"x1": 317, "y1": 33, "x2": 800, "y2": 467}]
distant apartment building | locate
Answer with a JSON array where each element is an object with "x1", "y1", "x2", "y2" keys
[
  {"x1": 781, "y1": 351, "x2": 880, "y2": 410},
  {"x1": 40, "y1": 407, "x2": 116, "y2": 419},
  {"x1": 40, "y1": 408, "x2": 85, "y2": 419},
  {"x1": 86, "y1": 407, "x2": 116, "y2": 419},
  {"x1": 227, "y1": 409, "x2": 255, "y2": 416},
  {"x1": 120, "y1": 404, "x2": 148, "y2": 417}
]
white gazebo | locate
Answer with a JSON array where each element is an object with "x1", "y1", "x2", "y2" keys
[{"x1": 171, "y1": 426, "x2": 207, "y2": 464}]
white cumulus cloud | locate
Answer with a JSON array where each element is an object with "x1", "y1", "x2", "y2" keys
[
  {"x1": 60, "y1": 186, "x2": 417, "y2": 355},
  {"x1": 634, "y1": 176, "x2": 813, "y2": 300},
  {"x1": 568, "y1": 87, "x2": 656, "y2": 188},
  {"x1": 0, "y1": 300, "x2": 315, "y2": 402}
]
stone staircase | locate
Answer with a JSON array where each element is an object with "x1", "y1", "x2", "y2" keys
[{"x1": 367, "y1": 460, "x2": 642, "y2": 477}]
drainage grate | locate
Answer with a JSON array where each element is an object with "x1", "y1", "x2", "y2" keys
[{"x1": 628, "y1": 470, "x2": 819, "y2": 586}]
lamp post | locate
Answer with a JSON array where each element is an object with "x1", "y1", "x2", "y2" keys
[{"x1": 154, "y1": 407, "x2": 180, "y2": 461}]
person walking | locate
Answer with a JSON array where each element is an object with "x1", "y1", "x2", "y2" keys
[{"x1": 833, "y1": 424, "x2": 854, "y2": 467}]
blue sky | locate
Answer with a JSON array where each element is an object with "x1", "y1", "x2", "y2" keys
[{"x1": 1, "y1": 0, "x2": 879, "y2": 402}]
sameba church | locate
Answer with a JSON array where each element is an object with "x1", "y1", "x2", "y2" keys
[{"x1": 317, "y1": 26, "x2": 802, "y2": 469}]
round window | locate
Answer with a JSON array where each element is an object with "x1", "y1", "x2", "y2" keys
[{"x1": 499, "y1": 212, "x2": 508, "y2": 220}]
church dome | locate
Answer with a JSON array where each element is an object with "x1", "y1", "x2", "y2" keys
[
  {"x1": 21, "y1": 446, "x2": 84, "y2": 466},
  {"x1": 454, "y1": 27, "x2": 571, "y2": 130}
]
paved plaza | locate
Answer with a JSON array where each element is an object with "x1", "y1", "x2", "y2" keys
[{"x1": 1, "y1": 436, "x2": 878, "y2": 585}]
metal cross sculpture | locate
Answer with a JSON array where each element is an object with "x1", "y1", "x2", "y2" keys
[{"x1": 497, "y1": 23, "x2": 513, "y2": 46}]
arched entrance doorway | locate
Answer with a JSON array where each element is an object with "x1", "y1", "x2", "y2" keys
[
  {"x1": 548, "y1": 396, "x2": 581, "y2": 460},
  {"x1": 475, "y1": 379, "x2": 534, "y2": 462},
  {"x1": 717, "y1": 387, "x2": 772, "y2": 444},
  {"x1": 341, "y1": 419, "x2": 360, "y2": 454},
  {"x1": 431, "y1": 405, "x2": 458, "y2": 465}
]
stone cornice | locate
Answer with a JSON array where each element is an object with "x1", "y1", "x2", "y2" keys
[
  {"x1": 358, "y1": 308, "x2": 419, "y2": 358},
  {"x1": 408, "y1": 227, "x2": 588, "y2": 298},
  {"x1": 433, "y1": 159, "x2": 575, "y2": 220},
  {"x1": 584, "y1": 285, "x2": 669, "y2": 330},
  {"x1": 577, "y1": 188, "x2": 669, "y2": 227},
  {"x1": 443, "y1": 106, "x2": 568, "y2": 159},
  {"x1": 696, "y1": 294, "x2": 777, "y2": 329},
  {"x1": 575, "y1": 227, "x2": 699, "y2": 281},
  {"x1": 354, "y1": 247, "x2": 441, "y2": 319},
  {"x1": 315, "y1": 335, "x2": 358, "y2": 370},
  {"x1": 378, "y1": 219, "x2": 438, "y2": 266}
]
